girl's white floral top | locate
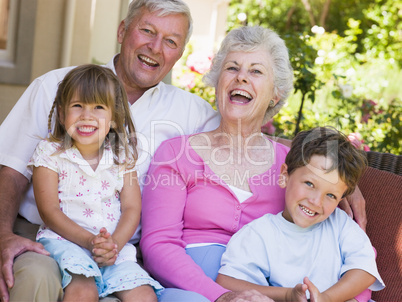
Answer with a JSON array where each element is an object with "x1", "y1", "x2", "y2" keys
[{"x1": 28, "y1": 140, "x2": 136, "y2": 262}]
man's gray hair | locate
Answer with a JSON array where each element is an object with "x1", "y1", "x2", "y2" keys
[
  {"x1": 124, "y1": 0, "x2": 193, "y2": 45},
  {"x1": 203, "y1": 26, "x2": 294, "y2": 121}
]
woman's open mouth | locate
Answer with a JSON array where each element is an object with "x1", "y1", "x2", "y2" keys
[{"x1": 229, "y1": 89, "x2": 253, "y2": 105}]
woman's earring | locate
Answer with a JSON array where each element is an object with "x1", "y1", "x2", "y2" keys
[{"x1": 269, "y1": 100, "x2": 275, "y2": 107}]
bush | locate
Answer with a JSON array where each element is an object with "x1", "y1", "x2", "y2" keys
[{"x1": 173, "y1": 10, "x2": 401, "y2": 154}]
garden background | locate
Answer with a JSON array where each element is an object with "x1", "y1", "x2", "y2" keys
[{"x1": 174, "y1": 0, "x2": 401, "y2": 154}]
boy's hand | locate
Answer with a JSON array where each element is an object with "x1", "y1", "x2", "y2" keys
[
  {"x1": 304, "y1": 277, "x2": 331, "y2": 302},
  {"x1": 91, "y1": 227, "x2": 118, "y2": 266}
]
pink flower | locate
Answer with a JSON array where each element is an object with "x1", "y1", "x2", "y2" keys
[
  {"x1": 83, "y1": 208, "x2": 94, "y2": 218},
  {"x1": 361, "y1": 99, "x2": 378, "y2": 123},
  {"x1": 101, "y1": 180, "x2": 110, "y2": 190},
  {"x1": 363, "y1": 145, "x2": 371, "y2": 151},
  {"x1": 348, "y1": 133, "x2": 363, "y2": 149},
  {"x1": 261, "y1": 120, "x2": 276, "y2": 135},
  {"x1": 186, "y1": 51, "x2": 213, "y2": 74},
  {"x1": 361, "y1": 113, "x2": 371, "y2": 123},
  {"x1": 60, "y1": 171, "x2": 68, "y2": 180},
  {"x1": 107, "y1": 213, "x2": 116, "y2": 222},
  {"x1": 178, "y1": 72, "x2": 196, "y2": 89},
  {"x1": 79, "y1": 175, "x2": 86, "y2": 186}
]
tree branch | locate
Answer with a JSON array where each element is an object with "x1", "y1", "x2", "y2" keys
[
  {"x1": 320, "y1": 0, "x2": 331, "y2": 28},
  {"x1": 286, "y1": 5, "x2": 297, "y2": 30},
  {"x1": 300, "y1": 0, "x2": 316, "y2": 27}
]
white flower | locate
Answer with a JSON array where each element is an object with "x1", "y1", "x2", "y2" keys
[
  {"x1": 339, "y1": 84, "x2": 353, "y2": 98},
  {"x1": 311, "y1": 25, "x2": 325, "y2": 35},
  {"x1": 315, "y1": 57, "x2": 324, "y2": 65},
  {"x1": 237, "y1": 13, "x2": 247, "y2": 22},
  {"x1": 346, "y1": 68, "x2": 356, "y2": 77}
]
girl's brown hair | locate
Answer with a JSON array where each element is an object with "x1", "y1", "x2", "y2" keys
[{"x1": 48, "y1": 64, "x2": 137, "y2": 167}]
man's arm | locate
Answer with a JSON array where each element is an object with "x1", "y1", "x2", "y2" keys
[
  {"x1": 0, "y1": 167, "x2": 26, "y2": 236},
  {"x1": 0, "y1": 167, "x2": 49, "y2": 301}
]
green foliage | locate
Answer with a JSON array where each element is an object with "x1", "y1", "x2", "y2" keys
[
  {"x1": 361, "y1": 0, "x2": 402, "y2": 66},
  {"x1": 226, "y1": 0, "x2": 402, "y2": 154},
  {"x1": 284, "y1": 34, "x2": 321, "y2": 102},
  {"x1": 174, "y1": 0, "x2": 401, "y2": 154}
]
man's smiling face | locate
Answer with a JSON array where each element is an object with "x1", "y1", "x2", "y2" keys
[{"x1": 116, "y1": 8, "x2": 188, "y2": 91}]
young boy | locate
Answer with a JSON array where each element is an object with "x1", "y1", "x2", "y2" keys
[{"x1": 217, "y1": 127, "x2": 385, "y2": 302}]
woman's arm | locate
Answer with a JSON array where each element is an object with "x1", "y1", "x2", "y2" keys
[
  {"x1": 217, "y1": 274, "x2": 299, "y2": 301},
  {"x1": 140, "y1": 141, "x2": 229, "y2": 302},
  {"x1": 32, "y1": 166, "x2": 95, "y2": 250},
  {"x1": 217, "y1": 289, "x2": 275, "y2": 302}
]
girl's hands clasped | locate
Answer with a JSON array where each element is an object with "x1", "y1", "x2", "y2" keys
[{"x1": 91, "y1": 227, "x2": 118, "y2": 267}]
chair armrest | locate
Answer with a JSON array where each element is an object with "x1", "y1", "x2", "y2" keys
[{"x1": 366, "y1": 151, "x2": 402, "y2": 176}]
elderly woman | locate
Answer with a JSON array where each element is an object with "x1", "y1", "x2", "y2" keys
[
  {"x1": 140, "y1": 26, "x2": 365, "y2": 302},
  {"x1": 140, "y1": 25, "x2": 291, "y2": 302}
]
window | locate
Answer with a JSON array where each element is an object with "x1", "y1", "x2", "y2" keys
[
  {"x1": 0, "y1": 0, "x2": 17, "y2": 63},
  {"x1": 0, "y1": 0, "x2": 37, "y2": 85},
  {"x1": 0, "y1": 0, "x2": 9, "y2": 50}
]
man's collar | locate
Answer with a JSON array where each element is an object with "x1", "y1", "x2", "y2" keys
[
  {"x1": 107, "y1": 54, "x2": 118, "y2": 74},
  {"x1": 137, "y1": 82, "x2": 162, "y2": 108}
]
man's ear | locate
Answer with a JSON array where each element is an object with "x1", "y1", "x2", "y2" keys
[
  {"x1": 117, "y1": 21, "x2": 126, "y2": 44},
  {"x1": 278, "y1": 163, "x2": 289, "y2": 188}
]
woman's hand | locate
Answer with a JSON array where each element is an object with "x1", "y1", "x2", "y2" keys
[
  {"x1": 338, "y1": 186, "x2": 367, "y2": 231},
  {"x1": 216, "y1": 290, "x2": 274, "y2": 302},
  {"x1": 91, "y1": 227, "x2": 118, "y2": 267}
]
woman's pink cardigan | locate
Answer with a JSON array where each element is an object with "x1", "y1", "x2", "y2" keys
[{"x1": 140, "y1": 135, "x2": 289, "y2": 301}]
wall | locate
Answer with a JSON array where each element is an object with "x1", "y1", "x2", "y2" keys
[
  {"x1": 0, "y1": 0, "x2": 125, "y2": 124},
  {"x1": 184, "y1": 0, "x2": 229, "y2": 52},
  {"x1": 0, "y1": 0, "x2": 65, "y2": 125},
  {"x1": 0, "y1": 0, "x2": 228, "y2": 124}
]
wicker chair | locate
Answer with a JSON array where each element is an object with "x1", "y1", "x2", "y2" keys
[
  {"x1": 359, "y1": 151, "x2": 402, "y2": 301},
  {"x1": 366, "y1": 151, "x2": 402, "y2": 176}
]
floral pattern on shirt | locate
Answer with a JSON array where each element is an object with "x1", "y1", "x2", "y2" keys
[{"x1": 28, "y1": 140, "x2": 135, "y2": 240}]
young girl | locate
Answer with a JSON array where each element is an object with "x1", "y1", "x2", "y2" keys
[{"x1": 28, "y1": 64, "x2": 163, "y2": 301}]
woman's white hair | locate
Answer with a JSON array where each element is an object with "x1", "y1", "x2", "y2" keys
[
  {"x1": 124, "y1": 0, "x2": 193, "y2": 45},
  {"x1": 203, "y1": 26, "x2": 294, "y2": 121}
]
